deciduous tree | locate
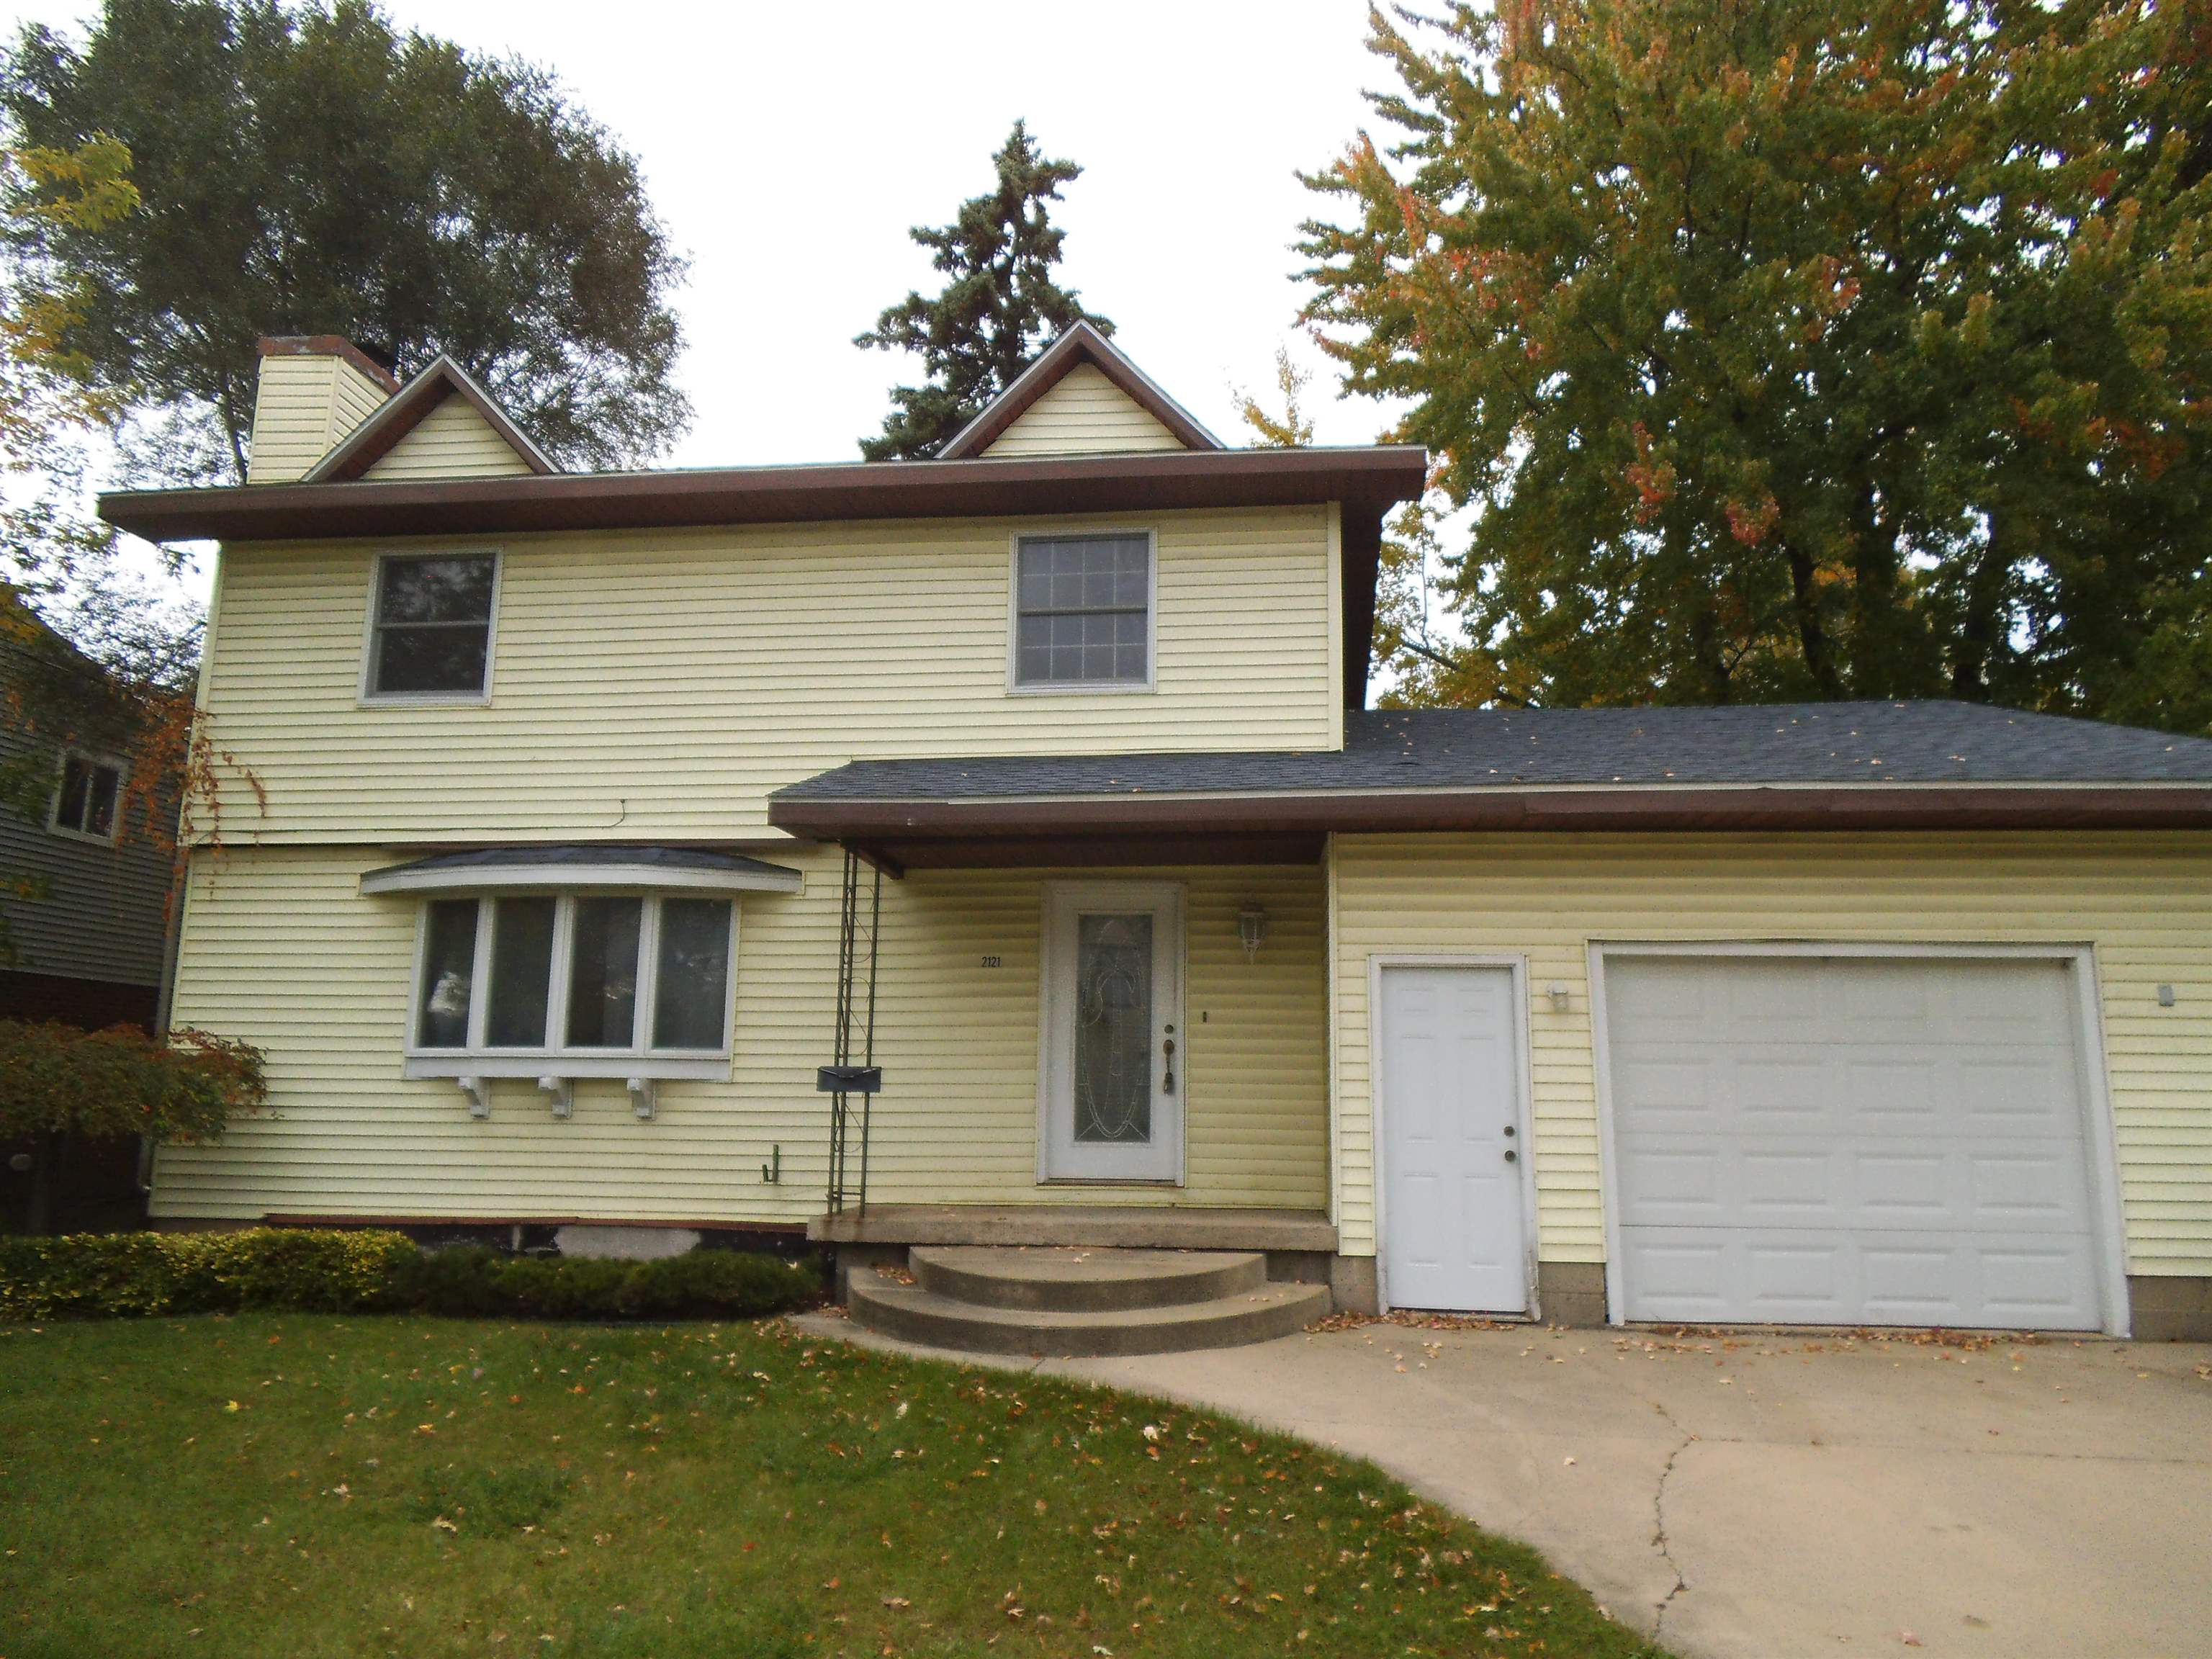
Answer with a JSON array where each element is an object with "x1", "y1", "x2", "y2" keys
[
  {"x1": 1304, "y1": 1, "x2": 2212, "y2": 729},
  {"x1": 2, "y1": 0, "x2": 688, "y2": 480}
]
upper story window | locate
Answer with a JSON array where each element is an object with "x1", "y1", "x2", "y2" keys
[
  {"x1": 413, "y1": 892, "x2": 734, "y2": 1063},
  {"x1": 50, "y1": 751, "x2": 123, "y2": 841},
  {"x1": 366, "y1": 552, "x2": 498, "y2": 700},
  {"x1": 1012, "y1": 532, "x2": 1153, "y2": 691}
]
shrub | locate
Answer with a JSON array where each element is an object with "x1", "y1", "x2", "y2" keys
[
  {"x1": 619, "y1": 1248, "x2": 822, "y2": 1319},
  {"x1": 166, "y1": 1228, "x2": 418, "y2": 1313},
  {"x1": 0, "y1": 1020, "x2": 266, "y2": 1144},
  {"x1": 0, "y1": 1228, "x2": 823, "y2": 1323},
  {"x1": 389, "y1": 1244, "x2": 511, "y2": 1317},
  {"x1": 495, "y1": 1254, "x2": 633, "y2": 1319}
]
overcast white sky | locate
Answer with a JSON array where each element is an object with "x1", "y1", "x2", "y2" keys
[{"x1": 6, "y1": 0, "x2": 1409, "y2": 477}]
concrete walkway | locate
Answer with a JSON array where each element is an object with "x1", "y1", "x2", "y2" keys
[{"x1": 801, "y1": 1313, "x2": 2212, "y2": 1658}]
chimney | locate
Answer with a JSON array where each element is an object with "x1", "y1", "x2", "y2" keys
[{"x1": 245, "y1": 336, "x2": 400, "y2": 485}]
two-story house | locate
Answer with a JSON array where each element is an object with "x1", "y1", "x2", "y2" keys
[
  {"x1": 1, "y1": 621, "x2": 181, "y2": 1233},
  {"x1": 101, "y1": 325, "x2": 2212, "y2": 1346}
]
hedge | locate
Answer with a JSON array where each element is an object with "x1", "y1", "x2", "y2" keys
[{"x1": 0, "y1": 1228, "x2": 822, "y2": 1323}]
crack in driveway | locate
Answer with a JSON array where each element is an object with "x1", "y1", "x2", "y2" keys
[{"x1": 1647, "y1": 1398, "x2": 1696, "y2": 1643}]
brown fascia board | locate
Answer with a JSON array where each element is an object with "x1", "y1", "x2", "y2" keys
[
  {"x1": 936, "y1": 322, "x2": 1224, "y2": 459},
  {"x1": 302, "y1": 356, "x2": 558, "y2": 482},
  {"x1": 99, "y1": 444, "x2": 1425, "y2": 543},
  {"x1": 768, "y1": 783, "x2": 2212, "y2": 841},
  {"x1": 258, "y1": 334, "x2": 401, "y2": 393}
]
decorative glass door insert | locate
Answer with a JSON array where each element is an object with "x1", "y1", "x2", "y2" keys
[{"x1": 1042, "y1": 885, "x2": 1182, "y2": 1182}]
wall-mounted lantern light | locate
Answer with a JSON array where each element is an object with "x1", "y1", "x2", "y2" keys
[{"x1": 1238, "y1": 907, "x2": 1267, "y2": 963}]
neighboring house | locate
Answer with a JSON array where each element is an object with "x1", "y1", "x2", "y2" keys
[
  {"x1": 0, "y1": 624, "x2": 179, "y2": 1231},
  {"x1": 0, "y1": 629, "x2": 172, "y2": 1030},
  {"x1": 99, "y1": 326, "x2": 2212, "y2": 1344}
]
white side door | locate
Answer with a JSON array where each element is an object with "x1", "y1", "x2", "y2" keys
[
  {"x1": 1377, "y1": 964, "x2": 1531, "y2": 1313},
  {"x1": 1040, "y1": 882, "x2": 1184, "y2": 1183}
]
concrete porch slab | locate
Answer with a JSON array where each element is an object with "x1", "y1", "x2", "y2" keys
[{"x1": 806, "y1": 1202, "x2": 1336, "y2": 1252}]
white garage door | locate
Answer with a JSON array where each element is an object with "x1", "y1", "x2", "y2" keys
[{"x1": 1603, "y1": 954, "x2": 2110, "y2": 1330}]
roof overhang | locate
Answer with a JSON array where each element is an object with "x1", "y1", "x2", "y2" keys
[
  {"x1": 768, "y1": 781, "x2": 2212, "y2": 872},
  {"x1": 359, "y1": 846, "x2": 804, "y2": 897}
]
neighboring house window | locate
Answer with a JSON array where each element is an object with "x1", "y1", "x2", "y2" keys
[
  {"x1": 367, "y1": 552, "x2": 498, "y2": 698},
  {"x1": 412, "y1": 894, "x2": 734, "y2": 1060},
  {"x1": 50, "y1": 751, "x2": 123, "y2": 841},
  {"x1": 1012, "y1": 533, "x2": 1152, "y2": 688}
]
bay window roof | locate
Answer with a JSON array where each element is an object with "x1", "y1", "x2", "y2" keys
[{"x1": 359, "y1": 845, "x2": 804, "y2": 897}]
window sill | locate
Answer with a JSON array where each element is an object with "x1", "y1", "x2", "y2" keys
[
  {"x1": 47, "y1": 824, "x2": 120, "y2": 846},
  {"x1": 359, "y1": 693, "x2": 493, "y2": 709},
  {"x1": 1005, "y1": 680, "x2": 1156, "y2": 697},
  {"x1": 403, "y1": 1055, "x2": 727, "y2": 1082}
]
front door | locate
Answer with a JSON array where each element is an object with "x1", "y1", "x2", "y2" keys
[
  {"x1": 1041, "y1": 882, "x2": 1184, "y2": 1182},
  {"x1": 1377, "y1": 964, "x2": 1530, "y2": 1313}
]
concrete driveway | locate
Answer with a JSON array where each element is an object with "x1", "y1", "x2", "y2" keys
[{"x1": 806, "y1": 1315, "x2": 2212, "y2": 1658}]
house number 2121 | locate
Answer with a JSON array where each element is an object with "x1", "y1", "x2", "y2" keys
[{"x1": 979, "y1": 955, "x2": 1002, "y2": 968}]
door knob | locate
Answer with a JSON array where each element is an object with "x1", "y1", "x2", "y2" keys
[
  {"x1": 1503, "y1": 1148, "x2": 1518, "y2": 1163},
  {"x1": 1162, "y1": 1036, "x2": 1176, "y2": 1095}
]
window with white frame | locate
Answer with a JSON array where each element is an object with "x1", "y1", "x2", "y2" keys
[
  {"x1": 412, "y1": 894, "x2": 734, "y2": 1062},
  {"x1": 367, "y1": 552, "x2": 498, "y2": 698},
  {"x1": 1012, "y1": 533, "x2": 1152, "y2": 688},
  {"x1": 51, "y1": 751, "x2": 123, "y2": 840}
]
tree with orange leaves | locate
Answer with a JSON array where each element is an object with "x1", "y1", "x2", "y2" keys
[
  {"x1": 1303, "y1": 1, "x2": 2212, "y2": 729},
  {"x1": 0, "y1": 136, "x2": 204, "y2": 963}
]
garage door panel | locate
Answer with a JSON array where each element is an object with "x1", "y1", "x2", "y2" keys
[
  {"x1": 1622, "y1": 1226, "x2": 2103, "y2": 1328},
  {"x1": 1606, "y1": 956, "x2": 2108, "y2": 1331},
  {"x1": 1968, "y1": 1151, "x2": 2098, "y2": 1227}
]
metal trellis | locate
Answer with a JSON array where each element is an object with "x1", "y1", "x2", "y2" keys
[{"x1": 821, "y1": 847, "x2": 883, "y2": 1214}]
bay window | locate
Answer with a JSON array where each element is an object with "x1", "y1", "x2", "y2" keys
[{"x1": 408, "y1": 892, "x2": 734, "y2": 1074}]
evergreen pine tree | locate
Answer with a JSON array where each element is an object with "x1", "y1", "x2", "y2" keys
[{"x1": 857, "y1": 121, "x2": 1110, "y2": 461}]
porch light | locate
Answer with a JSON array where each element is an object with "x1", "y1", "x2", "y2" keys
[{"x1": 1238, "y1": 907, "x2": 1267, "y2": 963}]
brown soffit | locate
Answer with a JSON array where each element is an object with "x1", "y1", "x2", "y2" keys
[
  {"x1": 99, "y1": 444, "x2": 1424, "y2": 542},
  {"x1": 257, "y1": 334, "x2": 401, "y2": 394},
  {"x1": 302, "y1": 354, "x2": 558, "y2": 482},
  {"x1": 848, "y1": 830, "x2": 1330, "y2": 877},
  {"x1": 935, "y1": 321, "x2": 1224, "y2": 459},
  {"x1": 768, "y1": 783, "x2": 2212, "y2": 844}
]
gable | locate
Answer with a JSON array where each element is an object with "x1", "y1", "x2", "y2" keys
[
  {"x1": 980, "y1": 363, "x2": 1189, "y2": 458},
  {"x1": 359, "y1": 394, "x2": 539, "y2": 481}
]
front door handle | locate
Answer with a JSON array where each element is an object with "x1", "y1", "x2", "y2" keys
[{"x1": 1162, "y1": 1036, "x2": 1176, "y2": 1094}]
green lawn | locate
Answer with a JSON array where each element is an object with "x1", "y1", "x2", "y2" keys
[{"x1": 0, "y1": 1313, "x2": 1666, "y2": 1659}]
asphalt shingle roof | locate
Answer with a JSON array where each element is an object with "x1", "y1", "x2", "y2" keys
[{"x1": 776, "y1": 702, "x2": 2212, "y2": 803}]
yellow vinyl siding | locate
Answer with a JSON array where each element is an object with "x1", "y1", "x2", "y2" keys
[
  {"x1": 981, "y1": 364, "x2": 1187, "y2": 457},
  {"x1": 1328, "y1": 831, "x2": 2212, "y2": 1279},
  {"x1": 156, "y1": 846, "x2": 1326, "y2": 1223},
  {"x1": 361, "y1": 396, "x2": 536, "y2": 480},
  {"x1": 245, "y1": 354, "x2": 392, "y2": 485},
  {"x1": 197, "y1": 505, "x2": 1336, "y2": 842}
]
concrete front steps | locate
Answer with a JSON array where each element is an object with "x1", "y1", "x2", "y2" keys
[{"x1": 846, "y1": 1245, "x2": 1331, "y2": 1357}]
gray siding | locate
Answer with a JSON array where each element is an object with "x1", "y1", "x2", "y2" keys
[{"x1": 0, "y1": 709, "x2": 173, "y2": 989}]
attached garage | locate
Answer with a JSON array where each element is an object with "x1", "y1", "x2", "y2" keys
[{"x1": 1596, "y1": 949, "x2": 2128, "y2": 1334}]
